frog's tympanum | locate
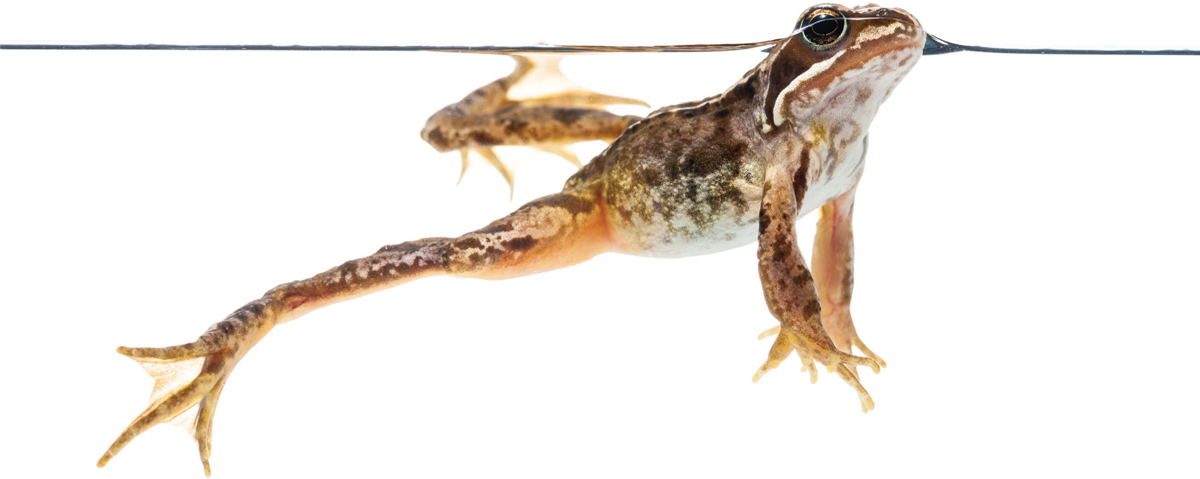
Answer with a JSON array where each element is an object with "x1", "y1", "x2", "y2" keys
[{"x1": 99, "y1": 4, "x2": 925, "y2": 475}]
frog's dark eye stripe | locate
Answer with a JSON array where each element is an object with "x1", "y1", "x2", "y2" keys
[{"x1": 798, "y1": 9, "x2": 847, "y2": 49}]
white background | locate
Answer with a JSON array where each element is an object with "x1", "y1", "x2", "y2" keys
[{"x1": 2, "y1": 1, "x2": 1198, "y2": 477}]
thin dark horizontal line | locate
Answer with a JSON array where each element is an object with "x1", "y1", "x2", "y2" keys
[{"x1": 0, "y1": 41, "x2": 781, "y2": 54}]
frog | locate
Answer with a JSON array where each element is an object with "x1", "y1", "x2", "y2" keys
[{"x1": 97, "y1": 4, "x2": 926, "y2": 475}]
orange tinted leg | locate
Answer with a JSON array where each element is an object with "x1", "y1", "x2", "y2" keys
[
  {"x1": 812, "y1": 185, "x2": 885, "y2": 369},
  {"x1": 100, "y1": 184, "x2": 614, "y2": 475}
]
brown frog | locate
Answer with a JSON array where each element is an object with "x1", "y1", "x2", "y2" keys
[{"x1": 98, "y1": 4, "x2": 926, "y2": 474}]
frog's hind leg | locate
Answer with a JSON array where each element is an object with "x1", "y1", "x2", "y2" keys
[
  {"x1": 810, "y1": 185, "x2": 885, "y2": 369},
  {"x1": 100, "y1": 185, "x2": 613, "y2": 475},
  {"x1": 421, "y1": 55, "x2": 646, "y2": 198},
  {"x1": 441, "y1": 182, "x2": 614, "y2": 279}
]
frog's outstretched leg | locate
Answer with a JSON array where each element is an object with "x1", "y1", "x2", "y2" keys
[
  {"x1": 421, "y1": 55, "x2": 645, "y2": 197},
  {"x1": 754, "y1": 163, "x2": 880, "y2": 413},
  {"x1": 99, "y1": 184, "x2": 613, "y2": 475}
]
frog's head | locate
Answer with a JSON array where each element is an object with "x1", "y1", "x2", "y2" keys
[{"x1": 759, "y1": 4, "x2": 924, "y2": 133}]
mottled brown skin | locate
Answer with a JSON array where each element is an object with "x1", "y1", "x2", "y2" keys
[
  {"x1": 100, "y1": 4, "x2": 925, "y2": 474},
  {"x1": 420, "y1": 54, "x2": 646, "y2": 194}
]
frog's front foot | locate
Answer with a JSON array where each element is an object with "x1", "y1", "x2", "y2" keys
[
  {"x1": 752, "y1": 326, "x2": 880, "y2": 413},
  {"x1": 98, "y1": 299, "x2": 275, "y2": 476}
]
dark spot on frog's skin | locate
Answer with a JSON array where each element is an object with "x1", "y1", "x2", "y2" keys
[
  {"x1": 376, "y1": 238, "x2": 446, "y2": 254},
  {"x1": 468, "y1": 130, "x2": 501, "y2": 146},
  {"x1": 728, "y1": 76, "x2": 757, "y2": 102},
  {"x1": 796, "y1": 268, "x2": 813, "y2": 287},
  {"x1": 475, "y1": 222, "x2": 515, "y2": 235},
  {"x1": 500, "y1": 118, "x2": 529, "y2": 135},
  {"x1": 770, "y1": 244, "x2": 788, "y2": 264},
  {"x1": 802, "y1": 298, "x2": 822, "y2": 318},
  {"x1": 714, "y1": 108, "x2": 731, "y2": 118},
  {"x1": 526, "y1": 192, "x2": 595, "y2": 216},
  {"x1": 552, "y1": 108, "x2": 589, "y2": 126},
  {"x1": 453, "y1": 237, "x2": 485, "y2": 251},
  {"x1": 641, "y1": 166, "x2": 664, "y2": 188},
  {"x1": 682, "y1": 110, "x2": 696, "y2": 119},
  {"x1": 423, "y1": 127, "x2": 448, "y2": 149},
  {"x1": 792, "y1": 145, "x2": 811, "y2": 202},
  {"x1": 501, "y1": 235, "x2": 537, "y2": 252},
  {"x1": 855, "y1": 87, "x2": 871, "y2": 105}
]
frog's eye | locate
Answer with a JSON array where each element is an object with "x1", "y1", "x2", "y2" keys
[{"x1": 798, "y1": 8, "x2": 847, "y2": 50}]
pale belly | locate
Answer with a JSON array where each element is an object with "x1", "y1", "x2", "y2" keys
[{"x1": 609, "y1": 195, "x2": 762, "y2": 258}]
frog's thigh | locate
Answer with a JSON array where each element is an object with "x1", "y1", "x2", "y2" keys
[{"x1": 444, "y1": 184, "x2": 614, "y2": 280}]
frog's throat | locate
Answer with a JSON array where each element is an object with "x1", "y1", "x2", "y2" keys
[{"x1": 771, "y1": 34, "x2": 923, "y2": 128}]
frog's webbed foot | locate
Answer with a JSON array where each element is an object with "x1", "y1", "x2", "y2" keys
[
  {"x1": 99, "y1": 302, "x2": 273, "y2": 476},
  {"x1": 752, "y1": 326, "x2": 880, "y2": 413},
  {"x1": 506, "y1": 55, "x2": 649, "y2": 111},
  {"x1": 97, "y1": 340, "x2": 234, "y2": 476},
  {"x1": 533, "y1": 143, "x2": 582, "y2": 168},
  {"x1": 821, "y1": 309, "x2": 887, "y2": 370}
]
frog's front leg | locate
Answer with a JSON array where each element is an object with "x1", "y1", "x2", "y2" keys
[
  {"x1": 752, "y1": 165, "x2": 880, "y2": 412},
  {"x1": 99, "y1": 185, "x2": 613, "y2": 475}
]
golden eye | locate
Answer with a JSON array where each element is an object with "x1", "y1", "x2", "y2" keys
[{"x1": 798, "y1": 8, "x2": 847, "y2": 49}]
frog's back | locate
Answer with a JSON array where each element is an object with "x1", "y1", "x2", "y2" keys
[{"x1": 583, "y1": 73, "x2": 768, "y2": 258}]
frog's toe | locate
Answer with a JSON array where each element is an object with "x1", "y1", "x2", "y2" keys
[
  {"x1": 534, "y1": 144, "x2": 582, "y2": 168},
  {"x1": 753, "y1": 326, "x2": 879, "y2": 411},
  {"x1": 835, "y1": 363, "x2": 875, "y2": 413},
  {"x1": 851, "y1": 336, "x2": 886, "y2": 369},
  {"x1": 756, "y1": 325, "x2": 781, "y2": 340},
  {"x1": 100, "y1": 343, "x2": 236, "y2": 476},
  {"x1": 457, "y1": 147, "x2": 516, "y2": 200},
  {"x1": 456, "y1": 150, "x2": 470, "y2": 185},
  {"x1": 517, "y1": 90, "x2": 650, "y2": 110},
  {"x1": 752, "y1": 327, "x2": 817, "y2": 384}
]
